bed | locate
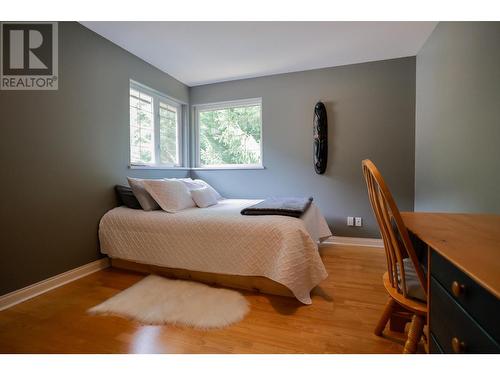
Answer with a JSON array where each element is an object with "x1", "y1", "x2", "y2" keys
[{"x1": 99, "y1": 199, "x2": 332, "y2": 304}]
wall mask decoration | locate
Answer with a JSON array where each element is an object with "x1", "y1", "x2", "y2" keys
[{"x1": 313, "y1": 101, "x2": 328, "y2": 174}]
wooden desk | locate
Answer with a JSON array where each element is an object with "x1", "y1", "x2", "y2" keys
[{"x1": 401, "y1": 212, "x2": 500, "y2": 354}]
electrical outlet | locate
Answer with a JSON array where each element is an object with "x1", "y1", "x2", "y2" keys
[
  {"x1": 355, "y1": 217, "x2": 363, "y2": 227},
  {"x1": 347, "y1": 216, "x2": 354, "y2": 226}
]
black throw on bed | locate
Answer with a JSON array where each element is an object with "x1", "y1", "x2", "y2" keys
[{"x1": 240, "y1": 197, "x2": 313, "y2": 218}]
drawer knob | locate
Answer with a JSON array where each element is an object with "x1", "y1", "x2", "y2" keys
[
  {"x1": 451, "y1": 337, "x2": 466, "y2": 354},
  {"x1": 451, "y1": 281, "x2": 465, "y2": 297}
]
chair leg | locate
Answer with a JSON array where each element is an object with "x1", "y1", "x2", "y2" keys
[
  {"x1": 403, "y1": 314, "x2": 425, "y2": 354},
  {"x1": 374, "y1": 298, "x2": 396, "y2": 336}
]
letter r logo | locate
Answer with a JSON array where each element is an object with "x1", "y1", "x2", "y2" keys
[
  {"x1": 2, "y1": 23, "x2": 53, "y2": 75},
  {"x1": 9, "y1": 29, "x2": 48, "y2": 69}
]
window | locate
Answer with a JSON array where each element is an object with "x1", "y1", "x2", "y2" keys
[
  {"x1": 129, "y1": 81, "x2": 183, "y2": 167},
  {"x1": 195, "y1": 98, "x2": 262, "y2": 168}
]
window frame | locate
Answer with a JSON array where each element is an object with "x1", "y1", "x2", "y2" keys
[
  {"x1": 193, "y1": 97, "x2": 264, "y2": 169},
  {"x1": 129, "y1": 80, "x2": 186, "y2": 169}
]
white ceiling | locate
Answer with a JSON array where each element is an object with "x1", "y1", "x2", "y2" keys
[{"x1": 81, "y1": 22, "x2": 437, "y2": 87}]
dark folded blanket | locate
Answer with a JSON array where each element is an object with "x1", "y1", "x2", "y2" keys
[{"x1": 241, "y1": 197, "x2": 313, "y2": 218}]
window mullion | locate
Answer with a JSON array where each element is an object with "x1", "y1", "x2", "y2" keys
[
  {"x1": 176, "y1": 104, "x2": 182, "y2": 167},
  {"x1": 153, "y1": 95, "x2": 161, "y2": 165},
  {"x1": 195, "y1": 108, "x2": 200, "y2": 168}
]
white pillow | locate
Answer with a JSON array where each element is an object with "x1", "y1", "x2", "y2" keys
[
  {"x1": 178, "y1": 178, "x2": 202, "y2": 191},
  {"x1": 127, "y1": 177, "x2": 160, "y2": 211},
  {"x1": 179, "y1": 178, "x2": 222, "y2": 200},
  {"x1": 143, "y1": 179, "x2": 196, "y2": 213},
  {"x1": 191, "y1": 187, "x2": 218, "y2": 208}
]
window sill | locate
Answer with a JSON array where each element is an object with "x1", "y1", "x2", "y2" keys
[
  {"x1": 191, "y1": 166, "x2": 266, "y2": 171},
  {"x1": 128, "y1": 165, "x2": 191, "y2": 170},
  {"x1": 128, "y1": 165, "x2": 266, "y2": 171}
]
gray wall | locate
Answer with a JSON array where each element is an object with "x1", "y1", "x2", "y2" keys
[
  {"x1": 190, "y1": 57, "x2": 417, "y2": 238},
  {"x1": 0, "y1": 22, "x2": 190, "y2": 295},
  {"x1": 415, "y1": 22, "x2": 500, "y2": 213}
]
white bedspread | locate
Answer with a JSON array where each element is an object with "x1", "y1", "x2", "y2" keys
[{"x1": 99, "y1": 199, "x2": 332, "y2": 304}]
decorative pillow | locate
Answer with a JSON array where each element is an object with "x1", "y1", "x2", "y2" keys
[
  {"x1": 115, "y1": 185, "x2": 142, "y2": 209},
  {"x1": 179, "y1": 178, "x2": 222, "y2": 200},
  {"x1": 143, "y1": 178, "x2": 196, "y2": 213},
  {"x1": 127, "y1": 177, "x2": 160, "y2": 211},
  {"x1": 191, "y1": 187, "x2": 218, "y2": 208}
]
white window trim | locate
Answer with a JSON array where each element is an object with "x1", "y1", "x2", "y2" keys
[
  {"x1": 193, "y1": 97, "x2": 264, "y2": 169},
  {"x1": 129, "y1": 80, "x2": 186, "y2": 169}
]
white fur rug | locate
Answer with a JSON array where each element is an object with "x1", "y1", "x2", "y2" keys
[{"x1": 88, "y1": 275, "x2": 249, "y2": 329}]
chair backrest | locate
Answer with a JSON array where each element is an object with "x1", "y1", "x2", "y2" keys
[{"x1": 362, "y1": 159, "x2": 427, "y2": 298}]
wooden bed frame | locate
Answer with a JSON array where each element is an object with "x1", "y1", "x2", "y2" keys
[{"x1": 111, "y1": 258, "x2": 295, "y2": 298}]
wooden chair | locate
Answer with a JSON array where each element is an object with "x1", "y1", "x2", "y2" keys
[{"x1": 362, "y1": 159, "x2": 428, "y2": 354}]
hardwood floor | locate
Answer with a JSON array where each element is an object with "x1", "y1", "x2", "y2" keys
[{"x1": 0, "y1": 244, "x2": 415, "y2": 353}]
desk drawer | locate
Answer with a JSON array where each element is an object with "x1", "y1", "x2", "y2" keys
[
  {"x1": 431, "y1": 251, "x2": 500, "y2": 341},
  {"x1": 430, "y1": 277, "x2": 499, "y2": 353}
]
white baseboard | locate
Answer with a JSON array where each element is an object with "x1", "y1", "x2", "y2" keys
[
  {"x1": 0, "y1": 258, "x2": 110, "y2": 311},
  {"x1": 322, "y1": 236, "x2": 384, "y2": 248}
]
